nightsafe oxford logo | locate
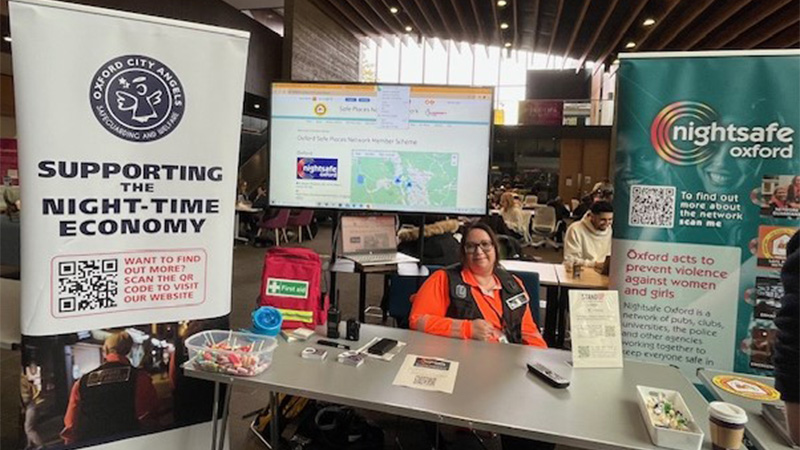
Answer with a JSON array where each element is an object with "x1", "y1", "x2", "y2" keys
[{"x1": 90, "y1": 55, "x2": 185, "y2": 143}]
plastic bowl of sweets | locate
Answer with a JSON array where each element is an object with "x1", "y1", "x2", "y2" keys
[{"x1": 186, "y1": 330, "x2": 278, "y2": 377}]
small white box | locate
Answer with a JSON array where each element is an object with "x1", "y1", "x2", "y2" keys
[{"x1": 636, "y1": 386, "x2": 704, "y2": 450}]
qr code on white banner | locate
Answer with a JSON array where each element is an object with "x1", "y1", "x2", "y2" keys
[
  {"x1": 57, "y1": 259, "x2": 119, "y2": 313},
  {"x1": 629, "y1": 185, "x2": 676, "y2": 228}
]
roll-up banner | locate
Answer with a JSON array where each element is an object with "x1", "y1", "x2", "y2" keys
[
  {"x1": 611, "y1": 50, "x2": 800, "y2": 382},
  {"x1": 10, "y1": 0, "x2": 248, "y2": 447}
]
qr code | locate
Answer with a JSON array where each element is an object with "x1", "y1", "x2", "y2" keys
[
  {"x1": 629, "y1": 185, "x2": 676, "y2": 228},
  {"x1": 413, "y1": 375, "x2": 436, "y2": 387},
  {"x1": 577, "y1": 346, "x2": 591, "y2": 358},
  {"x1": 57, "y1": 259, "x2": 119, "y2": 313}
]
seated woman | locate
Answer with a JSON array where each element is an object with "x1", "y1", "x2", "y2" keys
[
  {"x1": 409, "y1": 222, "x2": 546, "y2": 348},
  {"x1": 499, "y1": 191, "x2": 528, "y2": 242}
]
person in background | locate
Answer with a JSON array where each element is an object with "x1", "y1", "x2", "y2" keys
[
  {"x1": 572, "y1": 181, "x2": 614, "y2": 219},
  {"x1": 236, "y1": 179, "x2": 249, "y2": 204},
  {"x1": 499, "y1": 191, "x2": 527, "y2": 241},
  {"x1": 21, "y1": 360, "x2": 44, "y2": 450},
  {"x1": 397, "y1": 215, "x2": 460, "y2": 266},
  {"x1": 773, "y1": 230, "x2": 799, "y2": 444},
  {"x1": 546, "y1": 196, "x2": 571, "y2": 243},
  {"x1": 251, "y1": 184, "x2": 269, "y2": 210},
  {"x1": 563, "y1": 201, "x2": 613, "y2": 268},
  {"x1": 62, "y1": 331, "x2": 159, "y2": 445},
  {"x1": 769, "y1": 186, "x2": 790, "y2": 212}
]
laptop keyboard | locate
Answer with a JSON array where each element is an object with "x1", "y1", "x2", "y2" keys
[{"x1": 350, "y1": 253, "x2": 395, "y2": 263}]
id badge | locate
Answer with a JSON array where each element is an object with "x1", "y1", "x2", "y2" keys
[{"x1": 505, "y1": 293, "x2": 528, "y2": 310}]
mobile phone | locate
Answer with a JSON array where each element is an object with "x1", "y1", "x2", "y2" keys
[
  {"x1": 527, "y1": 362, "x2": 570, "y2": 389},
  {"x1": 367, "y1": 338, "x2": 398, "y2": 355}
]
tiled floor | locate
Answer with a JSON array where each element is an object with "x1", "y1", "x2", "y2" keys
[{"x1": 1, "y1": 222, "x2": 575, "y2": 449}]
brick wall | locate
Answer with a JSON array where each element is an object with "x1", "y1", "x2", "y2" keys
[{"x1": 286, "y1": 0, "x2": 359, "y2": 82}]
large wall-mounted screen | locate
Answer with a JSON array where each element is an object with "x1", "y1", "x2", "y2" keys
[{"x1": 269, "y1": 83, "x2": 493, "y2": 215}]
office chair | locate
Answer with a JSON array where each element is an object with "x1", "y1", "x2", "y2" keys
[
  {"x1": 287, "y1": 209, "x2": 315, "y2": 243},
  {"x1": 258, "y1": 209, "x2": 290, "y2": 246},
  {"x1": 385, "y1": 265, "x2": 440, "y2": 328},
  {"x1": 522, "y1": 195, "x2": 539, "y2": 209},
  {"x1": 507, "y1": 269, "x2": 541, "y2": 325},
  {"x1": 530, "y1": 205, "x2": 561, "y2": 250}
]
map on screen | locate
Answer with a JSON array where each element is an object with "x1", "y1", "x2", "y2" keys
[{"x1": 269, "y1": 83, "x2": 493, "y2": 215}]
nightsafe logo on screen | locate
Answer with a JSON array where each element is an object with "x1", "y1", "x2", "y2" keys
[
  {"x1": 90, "y1": 55, "x2": 186, "y2": 143},
  {"x1": 296, "y1": 158, "x2": 338, "y2": 180}
]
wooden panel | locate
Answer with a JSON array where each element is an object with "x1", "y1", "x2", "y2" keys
[
  {"x1": 0, "y1": 75, "x2": 13, "y2": 117},
  {"x1": 559, "y1": 138, "x2": 583, "y2": 202},
  {"x1": 581, "y1": 138, "x2": 610, "y2": 194}
]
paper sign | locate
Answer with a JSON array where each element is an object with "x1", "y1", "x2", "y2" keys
[
  {"x1": 569, "y1": 290, "x2": 623, "y2": 368},
  {"x1": 393, "y1": 354, "x2": 459, "y2": 394}
]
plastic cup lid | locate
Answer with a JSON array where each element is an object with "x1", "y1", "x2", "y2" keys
[
  {"x1": 252, "y1": 306, "x2": 282, "y2": 331},
  {"x1": 708, "y1": 402, "x2": 748, "y2": 424}
]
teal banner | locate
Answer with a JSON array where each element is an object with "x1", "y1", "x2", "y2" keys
[{"x1": 611, "y1": 52, "x2": 800, "y2": 381}]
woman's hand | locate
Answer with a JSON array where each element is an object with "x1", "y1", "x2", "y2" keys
[{"x1": 471, "y1": 319, "x2": 502, "y2": 341}]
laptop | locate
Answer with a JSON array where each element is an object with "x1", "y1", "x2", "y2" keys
[{"x1": 340, "y1": 216, "x2": 419, "y2": 266}]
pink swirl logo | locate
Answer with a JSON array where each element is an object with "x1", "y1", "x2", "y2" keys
[{"x1": 650, "y1": 101, "x2": 717, "y2": 166}]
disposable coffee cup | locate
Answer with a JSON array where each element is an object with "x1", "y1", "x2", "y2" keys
[{"x1": 708, "y1": 401, "x2": 747, "y2": 450}]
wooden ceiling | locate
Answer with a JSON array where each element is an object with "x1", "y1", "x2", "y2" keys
[{"x1": 309, "y1": 0, "x2": 800, "y2": 70}]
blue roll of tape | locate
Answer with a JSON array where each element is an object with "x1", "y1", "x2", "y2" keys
[{"x1": 251, "y1": 306, "x2": 282, "y2": 336}]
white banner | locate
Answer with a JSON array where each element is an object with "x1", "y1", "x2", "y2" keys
[{"x1": 11, "y1": 0, "x2": 249, "y2": 335}]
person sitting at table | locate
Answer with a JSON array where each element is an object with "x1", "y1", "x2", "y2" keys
[
  {"x1": 571, "y1": 181, "x2": 613, "y2": 219},
  {"x1": 409, "y1": 222, "x2": 546, "y2": 347},
  {"x1": 499, "y1": 191, "x2": 527, "y2": 241},
  {"x1": 563, "y1": 201, "x2": 613, "y2": 268},
  {"x1": 774, "y1": 230, "x2": 799, "y2": 444}
]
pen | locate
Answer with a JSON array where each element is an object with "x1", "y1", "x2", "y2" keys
[{"x1": 316, "y1": 339, "x2": 350, "y2": 350}]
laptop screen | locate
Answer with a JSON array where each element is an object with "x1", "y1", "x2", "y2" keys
[{"x1": 341, "y1": 216, "x2": 397, "y2": 255}]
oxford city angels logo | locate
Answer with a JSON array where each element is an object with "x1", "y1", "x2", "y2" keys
[{"x1": 90, "y1": 55, "x2": 185, "y2": 142}]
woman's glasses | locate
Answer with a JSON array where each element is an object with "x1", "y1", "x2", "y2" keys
[{"x1": 465, "y1": 241, "x2": 494, "y2": 254}]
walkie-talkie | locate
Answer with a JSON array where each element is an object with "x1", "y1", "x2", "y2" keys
[{"x1": 327, "y1": 307, "x2": 340, "y2": 339}]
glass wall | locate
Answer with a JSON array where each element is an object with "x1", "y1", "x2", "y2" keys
[{"x1": 360, "y1": 38, "x2": 589, "y2": 125}]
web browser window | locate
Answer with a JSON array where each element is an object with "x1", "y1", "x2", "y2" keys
[{"x1": 269, "y1": 83, "x2": 493, "y2": 215}]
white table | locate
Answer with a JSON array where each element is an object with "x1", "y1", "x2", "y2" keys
[
  {"x1": 186, "y1": 324, "x2": 712, "y2": 450},
  {"x1": 234, "y1": 204, "x2": 261, "y2": 243}
]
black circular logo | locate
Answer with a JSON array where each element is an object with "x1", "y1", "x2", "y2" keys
[{"x1": 90, "y1": 55, "x2": 185, "y2": 142}]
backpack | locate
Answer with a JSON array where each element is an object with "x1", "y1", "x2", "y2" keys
[{"x1": 259, "y1": 247, "x2": 328, "y2": 329}]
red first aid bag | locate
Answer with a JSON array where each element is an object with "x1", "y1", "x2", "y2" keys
[{"x1": 259, "y1": 247, "x2": 328, "y2": 329}]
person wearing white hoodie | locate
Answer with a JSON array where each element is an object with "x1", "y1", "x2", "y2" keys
[{"x1": 563, "y1": 201, "x2": 613, "y2": 268}]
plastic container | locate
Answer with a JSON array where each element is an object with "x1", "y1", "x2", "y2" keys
[
  {"x1": 636, "y1": 386, "x2": 704, "y2": 450},
  {"x1": 251, "y1": 306, "x2": 283, "y2": 336},
  {"x1": 186, "y1": 330, "x2": 277, "y2": 377}
]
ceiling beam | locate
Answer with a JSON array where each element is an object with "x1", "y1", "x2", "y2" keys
[
  {"x1": 560, "y1": 0, "x2": 591, "y2": 69},
  {"x1": 427, "y1": 0, "x2": 456, "y2": 41},
  {"x1": 701, "y1": 0, "x2": 795, "y2": 49},
  {"x1": 545, "y1": 0, "x2": 564, "y2": 64},
  {"x1": 638, "y1": 0, "x2": 684, "y2": 50},
  {"x1": 448, "y1": 0, "x2": 470, "y2": 43},
  {"x1": 728, "y1": 6, "x2": 799, "y2": 49},
  {"x1": 529, "y1": 0, "x2": 540, "y2": 54},
  {"x1": 344, "y1": 0, "x2": 393, "y2": 35},
  {"x1": 490, "y1": 0, "x2": 501, "y2": 46},
  {"x1": 593, "y1": 0, "x2": 650, "y2": 73},
  {"x1": 512, "y1": 0, "x2": 519, "y2": 49},
  {"x1": 468, "y1": 0, "x2": 485, "y2": 46},
  {"x1": 396, "y1": 0, "x2": 430, "y2": 36},
  {"x1": 761, "y1": 24, "x2": 800, "y2": 48},
  {"x1": 308, "y1": 0, "x2": 369, "y2": 38},
  {"x1": 575, "y1": 0, "x2": 619, "y2": 71},
  {"x1": 370, "y1": 0, "x2": 406, "y2": 35},
  {"x1": 674, "y1": 0, "x2": 750, "y2": 50},
  {"x1": 409, "y1": 0, "x2": 439, "y2": 37},
  {"x1": 652, "y1": 0, "x2": 715, "y2": 50},
  {"x1": 752, "y1": 19, "x2": 799, "y2": 49}
]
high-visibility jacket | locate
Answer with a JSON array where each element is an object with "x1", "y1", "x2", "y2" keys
[{"x1": 410, "y1": 266, "x2": 547, "y2": 348}]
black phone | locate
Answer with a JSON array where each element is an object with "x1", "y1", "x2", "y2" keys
[
  {"x1": 527, "y1": 362, "x2": 570, "y2": 389},
  {"x1": 367, "y1": 338, "x2": 397, "y2": 355}
]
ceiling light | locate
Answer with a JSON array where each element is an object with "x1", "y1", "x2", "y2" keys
[
  {"x1": 500, "y1": 23, "x2": 509, "y2": 30},
  {"x1": 497, "y1": 0, "x2": 507, "y2": 7},
  {"x1": 389, "y1": 6, "x2": 399, "y2": 14},
  {"x1": 3, "y1": 36, "x2": 11, "y2": 43},
  {"x1": 643, "y1": 18, "x2": 656, "y2": 27},
  {"x1": 405, "y1": 25, "x2": 413, "y2": 32},
  {"x1": 625, "y1": 41, "x2": 636, "y2": 49},
  {"x1": 504, "y1": 42, "x2": 512, "y2": 48},
  {"x1": 254, "y1": 104, "x2": 261, "y2": 109}
]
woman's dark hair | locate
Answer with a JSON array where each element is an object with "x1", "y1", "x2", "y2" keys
[{"x1": 460, "y1": 221, "x2": 501, "y2": 269}]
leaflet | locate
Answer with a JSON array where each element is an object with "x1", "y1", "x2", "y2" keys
[
  {"x1": 392, "y1": 354, "x2": 459, "y2": 394},
  {"x1": 569, "y1": 290, "x2": 624, "y2": 368}
]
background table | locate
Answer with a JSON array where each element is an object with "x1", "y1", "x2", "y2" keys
[
  {"x1": 698, "y1": 368, "x2": 796, "y2": 450},
  {"x1": 186, "y1": 324, "x2": 712, "y2": 450}
]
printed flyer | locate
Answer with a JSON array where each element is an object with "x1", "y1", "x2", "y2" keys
[{"x1": 611, "y1": 51, "x2": 800, "y2": 380}]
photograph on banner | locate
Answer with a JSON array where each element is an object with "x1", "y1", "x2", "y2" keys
[
  {"x1": 758, "y1": 175, "x2": 800, "y2": 219},
  {"x1": 20, "y1": 316, "x2": 226, "y2": 450},
  {"x1": 611, "y1": 52, "x2": 800, "y2": 378}
]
